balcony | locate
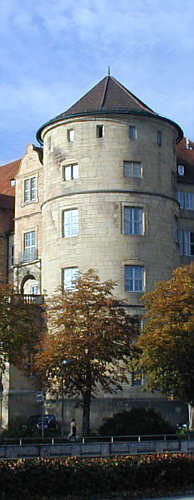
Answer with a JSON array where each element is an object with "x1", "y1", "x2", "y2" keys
[{"x1": 11, "y1": 294, "x2": 44, "y2": 305}]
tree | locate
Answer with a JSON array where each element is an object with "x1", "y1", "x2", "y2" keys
[
  {"x1": 0, "y1": 283, "x2": 43, "y2": 373},
  {"x1": 34, "y1": 269, "x2": 138, "y2": 435},
  {"x1": 138, "y1": 264, "x2": 194, "y2": 405}
]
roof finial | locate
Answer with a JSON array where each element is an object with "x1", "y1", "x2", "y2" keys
[{"x1": 108, "y1": 66, "x2": 111, "y2": 76}]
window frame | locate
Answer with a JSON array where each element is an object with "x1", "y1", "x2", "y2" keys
[
  {"x1": 63, "y1": 163, "x2": 79, "y2": 181},
  {"x1": 129, "y1": 125, "x2": 137, "y2": 140},
  {"x1": 23, "y1": 230, "x2": 37, "y2": 263},
  {"x1": 24, "y1": 176, "x2": 38, "y2": 203},
  {"x1": 62, "y1": 267, "x2": 79, "y2": 290},
  {"x1": 180, "y1": 230, "x2": 194, "y2": 256},
  {"x1": 124, "y1": 161, "x2": 142, "y2": 178},
  {"x1": 178, "y1": 191, "x2": 194, "y2": 210},
  {"x1": 123, "y1": 206, "x2": 144, "y2": 235},
  {"x1": 62, "y1": 208, "x2": 79, "y2": 238},
  {"x1": 96, "y1": 125, "x2": 104, "y2": 138},
  {"x1": 67, "y1": 129, "x2": 75, "y2": 142},
  {"x1": 125, "y1": 265, "x2": 145, "y2": 292},
  {"x1": 157, "y1": 130, "x2": 162, "y2": 146}
]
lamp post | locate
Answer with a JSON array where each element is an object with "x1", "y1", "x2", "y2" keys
[{"x1": 61, "y1": 359, "x2": 74, "y2": 438}]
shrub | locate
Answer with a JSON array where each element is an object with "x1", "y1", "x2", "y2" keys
[{"x1": 98, "y1": 407, "x2": 175, "y2": 436}]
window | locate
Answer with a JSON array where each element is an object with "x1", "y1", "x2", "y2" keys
[
  {"x1": 96, "y1": 125, "x2": 104, "y2": 138},
  {"x1": 24, "y1": 177, "x2": 38, "y2": 203},
  {"x1": 178, "y1": 165, "x2": 185, "y2": 176},
  {"x1": 131, "y1": 370, "x2": 143, "y2": 386},
  {"x1": 125, "y1": 265, "x2": 144, "y2": 292},
  {"x1": 124, "y1": 161, "x2": 142, "y2": 178},
  {"x1": 62, "y1": 209, "x2": 79, "y2": 238},
  {"x1": 157, "y1": 130, "x2": 162, "y2": 146},
  {"x1": 177, "y1": 191, "x2": 194, "y2": 210},
  {"x1": 67, "y1": 129, "x2": 75, "y2": 142},
  {"x1": 31, "y1": 283, "x2": 39, "y2": 295},
  {"x1": 23, "y1": 231, "x2": 36, "y2": 262},
  {"x1": 62, "y1": 267, "x2": 79, "y2": 290},
  {"x1": 124, "y1": 207, "x2": 143, "y2": 235},
  {"x1": 129, "y1": 125, "x2": 137, "y2": 139},
  {"x1": 64, "y1": 164, "x2": 79, "y2": 181},
  {"x1": 180, "y1": 231, "x2": 194, "y2": 256}
]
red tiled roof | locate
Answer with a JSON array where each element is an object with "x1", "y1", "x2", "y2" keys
[
  {"x1": 0, "y1": 159, "x2": 21, "y2": 196},
  {"x1": 176, "y1": 138, "x2": 194, "y2": 184}
]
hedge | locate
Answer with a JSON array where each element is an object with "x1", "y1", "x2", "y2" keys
[{"x1": 0, "y1": 453, "x2": 194, "y2": 499}]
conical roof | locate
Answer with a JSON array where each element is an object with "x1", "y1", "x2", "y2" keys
[
  {"x1": 55, "y1": 76, "x2": 156, "y2": 118},
  {"x1": 36, "y1": 75, "x2": 183, "y2": 143}
]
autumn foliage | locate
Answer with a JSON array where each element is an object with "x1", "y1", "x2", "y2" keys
[
  {"x1": 35, "y1": 269, "x2": 138, "y2": 434},
  {"x1": 0, "y1": 283, "x2": 43, "y2": 372},
  {"x1": 138, "y1": 264, "x2": 194, "y2": 401}
]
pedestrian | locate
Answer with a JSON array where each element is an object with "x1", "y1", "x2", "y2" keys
[{"x1": 68, "y1": 418, "x2": 77, "y2": 441}]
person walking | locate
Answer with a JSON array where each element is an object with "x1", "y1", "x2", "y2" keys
[{"x1": 68, "y1": 418, "x2": 77, "y2": 441}]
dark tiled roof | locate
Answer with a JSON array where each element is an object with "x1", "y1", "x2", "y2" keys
[
  {"x1": 0, "y1": 159, "x2": 21, "y2": 196},
  {"x1": 36, "y1": 75, "x2": 183, "y2": 144},
  {"x1": 176, "y1": 138, "x2": 194, "y2": 184},
  {"x1": 55, "y1": 76, "x2": 156, "y2": 119}
]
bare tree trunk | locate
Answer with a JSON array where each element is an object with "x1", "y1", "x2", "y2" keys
[{"x1": 82, "y1": 389, "x2": 91, "y2": 436}]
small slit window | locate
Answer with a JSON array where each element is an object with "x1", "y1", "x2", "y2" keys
[
  {"x1": 96, "y1": 125, "x2": 104, "y2": 138},
  {"x1": 67, "y1": 129, "x2": 75, "y2": 142},
  {"x1": 129, "y1": 126, "x2": 137, "y2": 140},
  {"x1": 157, "y1": 131, "x2": 162, "y2": 146}
]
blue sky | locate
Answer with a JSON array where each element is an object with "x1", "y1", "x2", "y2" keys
[{"x1": 0, "y1": 0, "x2": 194, "y2": 165}]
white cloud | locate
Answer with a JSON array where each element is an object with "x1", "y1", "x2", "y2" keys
[{"x1": 0, "y1": 0, "x2": 194, "y2": 164}]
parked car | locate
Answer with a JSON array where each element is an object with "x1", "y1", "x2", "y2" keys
[
  {"x1": 176, "y1": 422, "x2": 189, "y2": 433},
  {"x1": 26, "y1": 414, "x2": 57, "y2": 433}
]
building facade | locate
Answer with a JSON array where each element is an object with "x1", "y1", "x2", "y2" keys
[{"x1": 0, "y1": 75, "x2": 194, "y2": 430}]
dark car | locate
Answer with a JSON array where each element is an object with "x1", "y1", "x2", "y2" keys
[{"x1": 26, "y1": 414, "x2": 57, "y2": 433}]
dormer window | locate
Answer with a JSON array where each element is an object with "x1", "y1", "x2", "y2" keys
[{"x1": 178, "y1": 165, "x2": 185, "y2": 176}]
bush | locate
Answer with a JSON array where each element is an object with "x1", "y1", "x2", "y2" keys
[
  {"x1": 0, "y1": 454, "x2": 193, "y2": 499},
  {"x1": 98, "y1": 407, "x2": 175, "y2": 436}
]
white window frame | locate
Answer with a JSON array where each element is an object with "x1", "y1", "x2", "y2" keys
[
  {"x1": 62, "y1": 267, "x2": 79, "y2": 290},
  {"x1": 178, "y1": 191, "x2": 194, "y2": 210},
  {"x1": 63, "y1": 164, "x2": 79, "y2": 181},
  {"x1": 23, "y1": 231, "x2": 37, "y2": 262},
  {"x1": 62, "y1": 209, "x2": 79, "y2": 238},
  {"x1": 124, "y1": 161, "x2": 142, "y2": 178},
  {"x1": 125, "y1": 265, "x2": 145, "y2": 292},
  {"x1": 129, "y1": 125, "x2": 137, "y2": 140},
  {"x1": 24, "y1": 176, "x2": 38, "y2": 203},
  {"x1": 124, "y1": 206, "x2": 143, "y2": 235}
]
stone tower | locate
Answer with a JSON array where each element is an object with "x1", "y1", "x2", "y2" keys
[{"x1": 36, "y1": 75, "x2": 183, "y2": 319}]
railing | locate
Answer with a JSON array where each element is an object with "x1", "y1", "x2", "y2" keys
[
  {"x1": 0, "y1": 433, "x2": 188, "y2": 446},
  {"x1": 11, "y1": 294, "x2": 44, "y2": 305}
]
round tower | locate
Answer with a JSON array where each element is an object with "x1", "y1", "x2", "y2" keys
[{"x1": 37, "y1": 75, "x2": 183, "y2": 316}]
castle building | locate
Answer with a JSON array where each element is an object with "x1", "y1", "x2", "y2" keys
[{"x1": 0, "y1": 75, "x2": 194, "y2": 429}]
